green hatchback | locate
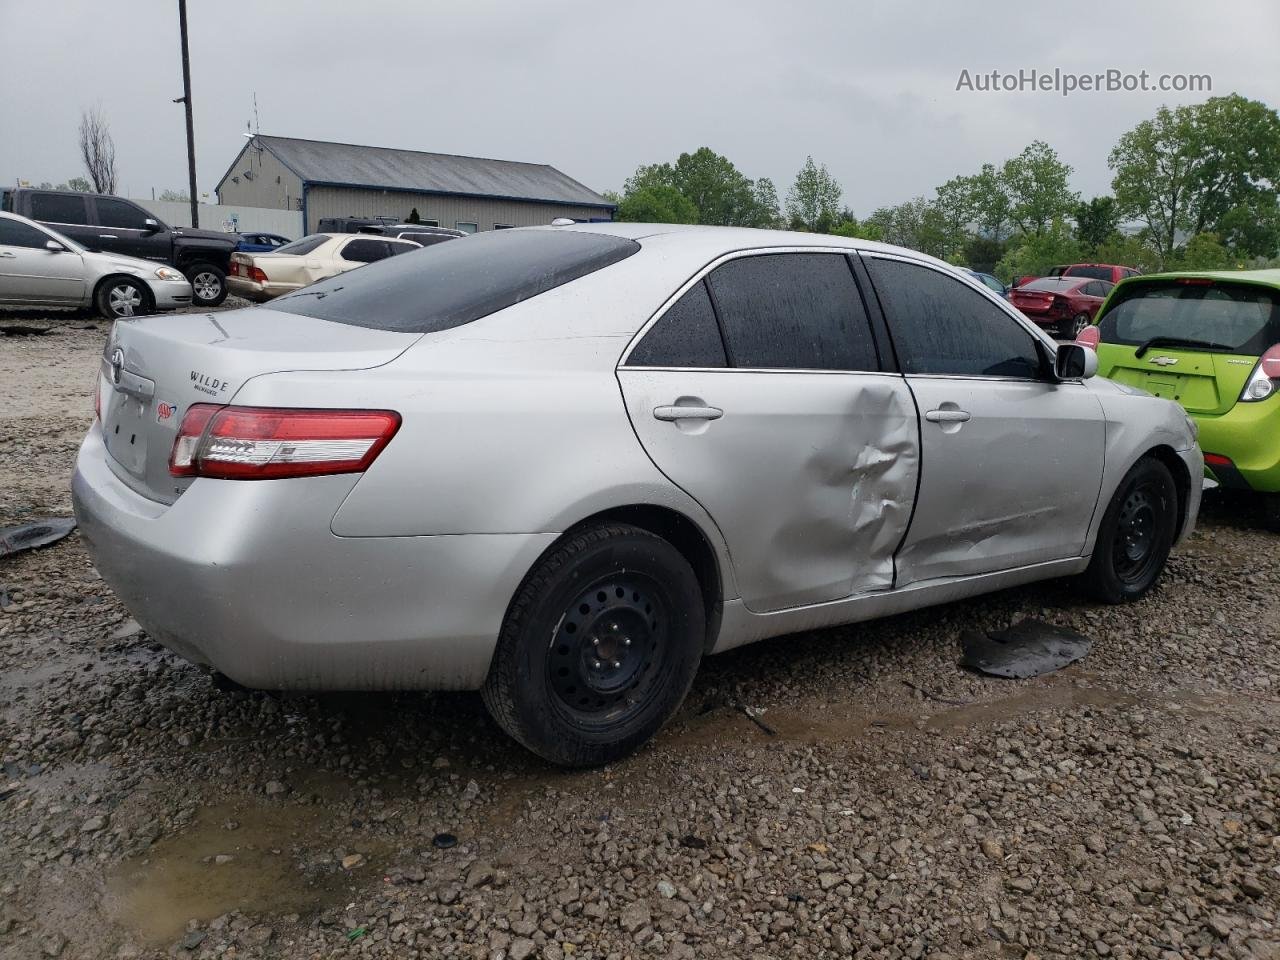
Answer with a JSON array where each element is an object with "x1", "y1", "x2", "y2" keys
[{"x1": 1080, "y1": 269, "x2": 1280, "y2": 529}]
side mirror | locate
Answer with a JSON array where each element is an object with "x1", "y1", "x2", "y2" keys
[
  {"x1": 1056, "y1": 343, "x2": 1098, "y2": 380},
  {"x1": 44, "y1": 240, "x2": 65, "y2": 252},
  {"x1": 142, "y1": 218, "x2": 161, "y2": 233}
]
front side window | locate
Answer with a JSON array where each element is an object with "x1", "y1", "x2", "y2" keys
[
  {"x1": 340, "y1": 239, "x2": 392, "y2": 263},
  {"x1": 866, "y1": 256, "x2": 1043, "y2": 378},
  {"x1": 705, "y1": 253, "x2": 879, "y2": 371},
  {"x1": 96, "y1": 197, "x2": 152, "y2": 230},
  {"x1": 627, "y1": 281, "x2": 727, "y2": 367},
  {"x1": 29, "y1": 193, "x2": 89, "y2": 225},
  {"x1": 0, "y1": 217, "x2": 53, "y2": 249}
]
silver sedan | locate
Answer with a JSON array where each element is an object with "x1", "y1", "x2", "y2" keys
[
  {"x1": 72, "y1": 224, "x2": 1202, "y2": 765},
  {"x1": 0, "y1": 211, "x2": 192, "y2": 318}
]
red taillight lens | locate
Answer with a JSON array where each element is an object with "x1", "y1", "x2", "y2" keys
[
  {"x1": 1239, "y1": 344, "x2": 1280, "y2": 403},
  {"x1": 1076, "y1": 326, "x2": 1101, "y2": 348},
  {"x1": 249, "y1": 265, "x2": 269, "y2": 283},
  {"x1": 1204, "y1": 453, "x2": 1233, "y2": 467},
  {"x1": 169, "y1": 405, "x2": 400, "y2": 480}
]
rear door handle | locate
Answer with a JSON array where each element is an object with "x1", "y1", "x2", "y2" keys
[
  {"x1": 924, "y1": 408, "x2": 971, "y2": 423},
  {"x1": 653, "y1": 404, "x2": 723, "y2": 422},
  {"x1": 98, "y1": 234, "x2": 119, "y2": 240}
]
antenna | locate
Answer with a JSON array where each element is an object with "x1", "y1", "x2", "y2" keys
[{"x1": 253, "y1": 92, "x2": 260, "y2": 136}]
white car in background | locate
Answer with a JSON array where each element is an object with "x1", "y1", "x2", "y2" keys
[
  {"x1": 0, "y1": 211, "x2": 193, "y2": 319},
  {"x1": 227, "y1": 233, "x2": 424, "y2": 302}
]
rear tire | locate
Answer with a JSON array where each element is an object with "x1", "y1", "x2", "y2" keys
[
  {"x1": 1060, "y1": 313, "x2": 1089, "y2": 340},
  {"x1": 94, "y1": 277, "x2": 151, "y2": 320},
  {"x1": 1084, "y1": 458, "x2": 1178, "y2": 603},
  {"x1": 185, "y1": 262, "x2": 227, "y2": 307},
  {"x1": 482, "y1": 523, "x2": 704, "y2": 767}
]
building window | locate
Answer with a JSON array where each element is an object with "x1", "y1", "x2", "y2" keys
[
  {"x1": 494, "y1": 223, "x2": 515, "y2": 230},
  {"x1": 456, "y1": 221, "x2": 478, "y2": 234}
]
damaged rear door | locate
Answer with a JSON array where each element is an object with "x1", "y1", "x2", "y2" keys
[
  {"x1": 862, "y1": 254, "x2": 1105, "y2": 584},
  {"x1": 618, "y1": 250, "x2": 919, "y2": 613}
]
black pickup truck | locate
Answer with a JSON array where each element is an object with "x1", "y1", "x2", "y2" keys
[{"x1": 1, "y1": 188, "x2": 235, "y2": 306}]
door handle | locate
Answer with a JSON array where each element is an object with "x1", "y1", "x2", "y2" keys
[
  {"x1": 924, "y1": 408, "x2": 971, "y2": 423},
  {"x1": 98, "y1": 234, "x2": 119, "y2": 240},
  {"x1": 653, "y1": 404, "x2": 723, "y2": 422}
]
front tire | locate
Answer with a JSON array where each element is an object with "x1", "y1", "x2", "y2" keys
[
  {"x1": 95, "y1": 277, "x2": 150, "y2": 320},
  {"x1": 185, "y1": 262, "x2": 227, "y2": 307},
  {"x1": 482, "y1": 523, "x2": 704, "y2": 767},
  {"x1": 1084, "y1": 458, "x2": 1178, "y2": 603}
]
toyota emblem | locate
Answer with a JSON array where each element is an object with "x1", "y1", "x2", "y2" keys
[{"x1": 110, "y1": 348, "x2": 125, "y2": 385}]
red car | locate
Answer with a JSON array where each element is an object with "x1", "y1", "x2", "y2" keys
[
  {"x1": 1009, "y1": 276, "x2": 1113, "y2": 339},
  {"x1": 1049, "y1": 263, "x2": 1141, "y2": 284}
]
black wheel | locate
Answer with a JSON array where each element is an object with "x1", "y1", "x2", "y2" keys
[
  {"x1": 95, "y1": 277, "x2": 150, "y2": 320},
  {"x1": 185, "y1": 262, "x2": 227, "y2": 307},
  {"x1": 1084, "y1": 458, "x2": 1178, "y2": 603},
  {"x1": 482, "y1": 523, "x2": 704, "y2": 767},
  {"x1": 1060, "y1": 313, "x2": 1090, "y2": 340}
]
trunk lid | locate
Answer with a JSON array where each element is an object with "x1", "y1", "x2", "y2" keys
[
  {"x1": 1094, "y1": 346, "x2": 1254, "y2": 414},
  {"x1": 97, "y1": 307, "x2": 419, "y2": 504}
]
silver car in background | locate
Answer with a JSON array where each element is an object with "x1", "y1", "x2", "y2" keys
[
  {"x1": 0, "y1": 211, "x2": 193, "y2": 318},
  {"x1": 72, "y1": 224, "x2": 1202, "y2": 766}
]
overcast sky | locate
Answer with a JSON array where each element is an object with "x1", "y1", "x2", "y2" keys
[{"x1": 2, "y1": 0, "x2": 1278, "y2": 215}]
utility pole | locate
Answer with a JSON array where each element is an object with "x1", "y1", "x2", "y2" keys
[{"x1": 176, "y1": 0, "x2": 198, "y2": 227}]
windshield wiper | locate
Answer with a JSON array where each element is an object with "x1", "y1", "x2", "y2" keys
[
  {"x1": 1134, "y1": 335, "x2": 1230, "y2": 358},
  {"x1": 275, "y1": 285, "x2": 344, "y2": 303}
]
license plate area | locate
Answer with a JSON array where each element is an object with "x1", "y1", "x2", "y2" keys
[{"x1": 102, "y1": 389, "x2": 151, "y2": 477}]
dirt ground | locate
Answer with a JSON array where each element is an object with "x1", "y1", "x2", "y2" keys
[{"x1": 0, "y1": 310, "x2": 1277, "y2": 960}]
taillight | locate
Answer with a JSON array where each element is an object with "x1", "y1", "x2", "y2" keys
[
  {"x1": 169, "y1": 405, "x2": 400, "y2": 480},
  {"x1": 1239, "y1": 344, "x2": 1280, "y2": 403},
  {"x1": 1076, "y1": 326, "x2": 1100, "y2": 348},
  {"x1": 249, "y1": 265, "x2": 269, "y2": 283},
  {"x1": 93, "y1": 373, "x2": 102, "y2": 422}
]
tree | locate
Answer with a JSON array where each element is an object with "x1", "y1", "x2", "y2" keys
[
  {"x1": 970, "y1": 163, "x2": 1014, "y2": 243},
  {"x1": 615, "y1": 184, "x2": 699, "y2": 224},
  {"x1": 830, "y1": 216, "x2": 883, "y2": 242},
  {"x1": 159, "y1": 188, "x2": 189, "y2": 202},
  {"x1": 407, "y1": 207, "x2": 421, "y2": 223},
  {"x1": 78, "y1": 105, "x2": 118, "y2": 195},
  {"x1": 1093, "y1": 234, "x2": 1163, "y2": 274},
  {"x1": 1074, "y1": 196, "x2": 1121, "y2": 255},
  {"x1": 1177, "y1": 232, "x2": 1232, "y2": 270},
  {"x1": 617, "y1": 149, "x2": 778, "y2": 228},
  {"x1": 963, "y1": 236, "x2": 1007, "y2": 274},
  {"x1": 932, "y1": 174, "x2": 980, "y2": 260},
  {"x1": 995, "y1": 218, "x2": 1081, "y2": 283},
  {"x1": 1110, "y1": 95, "x2": 1280, "y2": 262},
  {"x1": 1001, "y1": 141, "x2": 1076, "y2": 237},
  {"x1": 784, "y1": 156, "x2": 842, "y2": 231},
  {"x1": 751, "y1": 178, "x2": 781, "y2": 229},
  {"x1": 67, "y1": 176, "x2": 92, "y2": 192},
  {"x1": 866, "y1": 198, "x2": 951, "y2": 259}
]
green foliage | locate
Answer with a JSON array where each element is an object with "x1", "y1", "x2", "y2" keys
[
  {"x1": 784, "y1": 156, "x2": 842, "y2": 231},
  {"x1": 616, "y1": 148, "x2": 778, "y2": 227},
  {"x1": 994, "y1": 219, "x2": 1081, "y2": 283},
  {"x1": 1110, "y1": 94, "x2": 1280, "y2": 261},
  {"x1": 866, "y1": 198, "x2": 951, "y2": 259},
  {"x1": 407, "y1": 207, "x2": 421, "y2": 224},
  {"x1": 1175, "y1": 232, "x2": 1232, "y2": 271},
  {"x1": 1093, "y1": 234, "x2": 1163, "y2": 274},
  {"x1": 829, "y1": 216, "x2": 883, "y2": 242},
  {"x1": 962, "y1": 236, "x2": 1006, "y2": 274},
  {"x1": 1001, "y1": 141, "x2": 1078, "y2": 237},
  {"x1": 1074, "y1": 196, "x2": 1121, "y2": 255},
  {"x1": 615, "y1": 184, "x2": 699, "y2": 224},
  {"x1": 66, "y1": 176, "x2": 91, "y2": 192}
]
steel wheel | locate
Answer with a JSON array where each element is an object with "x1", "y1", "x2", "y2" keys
[
  {"x1": 547, "y1": 575, "x2": 669, "y2": 726},
  {"x1": 1084, "y1": 457, "x2": 1178, "y2": 603},
  {"x1": 1112, "y1": 484, "x2": 1159, "y2": 585}
]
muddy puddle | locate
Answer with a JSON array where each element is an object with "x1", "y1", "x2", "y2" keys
[{"x1": 106, "y1": 779, "x2": 386, "y2": 944}]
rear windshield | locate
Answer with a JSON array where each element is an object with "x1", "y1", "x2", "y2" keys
[
  {"x1": 1020, "y1": 278, "x2": 1079, "y2": 292},
  {"x1": 1064, "y1": 265, "x2": 1114, "y2": 280},
  {"x1": 1097, "y1": 280, "x2": 1280, "y2": 356},
  {"x1": 273, "y1": 235, "x2": 329, "y2": 255},
  {"x1": 269, "y1": 229, "x2": 641, "y2": 333}
]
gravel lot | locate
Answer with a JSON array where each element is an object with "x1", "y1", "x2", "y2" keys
[{"x1": 1, "y1": 309, "x2": 1277, "y2": 960}]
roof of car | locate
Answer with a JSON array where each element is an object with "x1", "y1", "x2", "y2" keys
[{"x1": 1113, "y1": 268, "x2": 1280, "y2": 288}]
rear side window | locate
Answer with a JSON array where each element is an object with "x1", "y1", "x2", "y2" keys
[
  {"x1": 274, "y1": 235, "x2": 329, "y2": 256},
  {"x1": 30, "y1": 193, "x2": 89, "y2": 225},
  {"x1": 867, "y1": 256, "x2": 1042, "y2": 378},
  {"x1": 0, "y1": 217, "x2": 52, "y2": 249},
  {"x1": 270, "y1": 229, "x2": 640, "y2": 333},
  {"x1": 706, "y1": 253, "x2": 879, "y2": 371},
  {"x1": 1098, "y1": 281, "x2": 1280, "y2": 356},
  {"x1": 627, "y1": 281, "x2": 727, "y2": 368},
  {"x1": 341, "y1": 238, "x2": 393, "y2": 263},
  {"x1": 96, "y1": 197, "x2": 152, "y2": 229}
]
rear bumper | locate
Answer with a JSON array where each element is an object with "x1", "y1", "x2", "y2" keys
[
  {"x1": 226, "y1": 277, "x2": 300, "y2": 303},
  {"x1": 71, "y1": 425, "x2": 554, "y2": 691},
  {"x1": 1193, "y1": 398, "x2": 1280, "y2": 493}
]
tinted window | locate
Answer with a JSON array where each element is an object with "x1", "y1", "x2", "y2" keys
[
  {"x1": 706, "y1": 253, "x2": 878, "y2": 371},
  {"x1": 271, "y1": 229, "x2": 640, "y2": 333},
  {"x1": 627, "y1": 281, "x2": 727, "y2": 367},
  {"x1": 867, "y1": 257, "x2": 1043, "y2": 378},
  {"x1": 341, "y1": 239, "x2": 392, "y2": 263},
  {"x1": 30, "y1": 193, "x2": 89, "y2": 225},
  {"x1": 96, "y1": 197, "x2": 152, "y2": 229},
  {"x1": 386, "y1": 241, "x2": 418, "y2": 257},
  {"x1": 1065, "y1": 265, "x2": 1113, "y2": 281},
  {"x1": 399, "y1": 232, "x2": 455, "y2": 247},
  {"x1": 1097, "y1": 281, "x2": 1280, "y2": 356},
  {"x1": 0, "y1": 217, "x2": 52, "y2": 248},
  {"x1": 274, "y1": 235, "x2": 329, "y2": 256},
  {"x1": 1021, "y1": 278, "x2": 1078, "y2": 293}
]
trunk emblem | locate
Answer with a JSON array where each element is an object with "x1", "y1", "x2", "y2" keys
[
  {"x1": 1149, "y1": 356, "x2": 1179, "y2": 366},
  {"x1": 110, "y1": 348, "x2": 125, "y2": 385}
]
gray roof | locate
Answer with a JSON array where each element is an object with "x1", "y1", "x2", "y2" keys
[{"x1": 251, "y1": 135, "x2": 614, "y2": 209}]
